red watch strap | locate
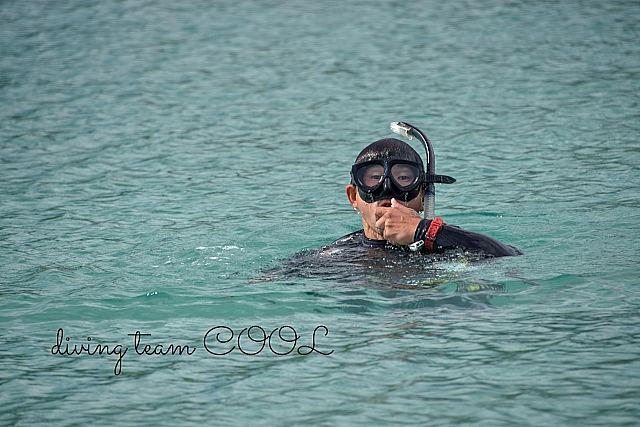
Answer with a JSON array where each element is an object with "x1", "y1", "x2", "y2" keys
[{"x1": 424, "y1": 217, "x2": 444, "y2": 250}]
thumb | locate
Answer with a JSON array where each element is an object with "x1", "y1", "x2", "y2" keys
[{"x1": 390, "y1": 198, "x2": 420, "y2": 215}]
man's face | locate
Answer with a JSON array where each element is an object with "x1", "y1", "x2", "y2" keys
[{"x1": 346, "y1": 184, "x2": 423, "y2": 240}]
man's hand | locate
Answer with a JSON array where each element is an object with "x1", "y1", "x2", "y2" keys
[{"x1": 374, "y1": 198, "x2": 422, "y2": 246}]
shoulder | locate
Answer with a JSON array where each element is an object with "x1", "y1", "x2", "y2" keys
[
  {"x1": 436, "y1": 224, "x2": 522, "y2": 257},
  {"x1": 325, "y1": 230, "x2": 364, "y2": 248}
]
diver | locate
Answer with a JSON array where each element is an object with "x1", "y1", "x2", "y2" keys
[
  {"x1": 333, "y1": 122, "x2": 522, "y2": 257},
  {"x1": 261, "y1": 122, "x2": 521, "y2": 287}
]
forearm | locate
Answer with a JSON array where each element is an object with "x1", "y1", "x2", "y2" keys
[{"x1": 414, "y1": 219, "x2": 523, "y2": 257}]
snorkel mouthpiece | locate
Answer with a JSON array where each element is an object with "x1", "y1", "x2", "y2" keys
[{"x1": 389, "y1": 121, "x2": 455, "y2": 220}]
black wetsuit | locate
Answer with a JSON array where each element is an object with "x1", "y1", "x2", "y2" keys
[
  {"x1": 263, "y1": 226, "x2": 521, "y2": 287},
  {"x1": 332, "y1": 226, "x2": 522, "y2": 257}
]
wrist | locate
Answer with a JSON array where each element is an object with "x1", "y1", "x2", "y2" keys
[
  {"x1": 414, "y1": 219, "x2": 432, "y2": 242},
  {"x1": 424, "y1": 217, "x2": 445, "y2": 250},
  {"x1": 409, "y1": 218, "x2": 431, "y2": 252},
  {"x1": 410, "y1": 217, "x2": 445, "y2": 252}
]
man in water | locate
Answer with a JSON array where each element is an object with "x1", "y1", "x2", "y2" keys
[
  {"x1": 339, "y1": 137, "x2": 522, "y2": 257},
  {"x1": 262, "y1": 136, "x2": 520, "y2": 286}
]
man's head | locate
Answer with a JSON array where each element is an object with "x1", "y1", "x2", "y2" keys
[
  {"x1": 350, "y1": 138, "x2": 425, "y2": 204},
  {"x1": 346, "y1": 138, "x2": 425, "y2": 240},
  {"x1": 353, "y1": 138, "x2": 424, "y2": 166}
]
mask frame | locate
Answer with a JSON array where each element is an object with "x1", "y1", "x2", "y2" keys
[{"x1": 350, "y1": 159, "x2": 424, "y2": 203}]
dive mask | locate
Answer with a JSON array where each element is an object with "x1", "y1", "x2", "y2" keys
[{"x1": 350, "y1": 159, "x2": 424, "y2": 203}]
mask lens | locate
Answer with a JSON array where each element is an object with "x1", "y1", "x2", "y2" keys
[
  {"x1": 391, "y1": 164, "x2": 420, "y2": 189},
  {"x1": 356, "y1": 164, "x2": 385, "y2": 189}
]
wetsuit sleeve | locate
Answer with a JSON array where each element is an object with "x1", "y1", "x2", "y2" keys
[{"x1": 434, "y1": 225, "x2": 523, "y2": 257}]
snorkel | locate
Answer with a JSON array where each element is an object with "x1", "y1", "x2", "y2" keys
[{"x1": 390, "y1": 122, "x2": 455, "y2": 220}]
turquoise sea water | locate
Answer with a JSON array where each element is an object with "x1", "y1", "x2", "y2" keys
[{"x1": 1, "y1": 0, "x2": 639, "y2": 425}]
